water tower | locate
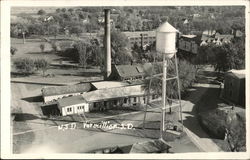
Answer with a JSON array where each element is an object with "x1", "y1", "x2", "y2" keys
[{"x1": 156, "y1": 21, "x2": 183, "y2": 139}]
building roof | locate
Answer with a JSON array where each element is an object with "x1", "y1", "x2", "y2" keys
[
  {"x1": 91, "y1": 81, "x2": 129, "y2": 90},
  {"x1": 181, "y1": 35, "x2": 197, "y2": 38},
  {"x1": 227, "y1": 69, "x2": 245, "y2": 79},
  {"x1": 235, "y1": 30, "x2": 243, "y2": 37},
  {"x1": 82, "y1": 84, "x2": 146, "y2": 102},
  {"x1": 41, "y1": 83, "x2": 91, "y2": 97},
  {"x1": 215, "y1": 34, "x2": 234, "y2": 40},
  {"x1": 57, "y1": 95, "x2": 87, "y2": 108},
  {"x1": 129, "y1": 139, "x2": 171, "y2": 153},
  {"x1": 202, "y1": 30, "x2": 216, "y2": 36},
  {"x1": 114, "y1": 63, "x2": 153, "y2": 79}
]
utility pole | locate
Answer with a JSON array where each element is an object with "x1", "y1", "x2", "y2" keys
[{"x1": 22, "y1": 32, "x2": 26, "y2": 44}]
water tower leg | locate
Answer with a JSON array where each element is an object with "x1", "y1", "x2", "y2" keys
[
  {"x1": 161, "y1": 53, "x2": 167, "y2": 139},
  {"x1": 174, "y1": 53, "x2": 183, "y2": 131}
]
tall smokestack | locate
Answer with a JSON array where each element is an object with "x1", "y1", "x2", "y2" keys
[{"x1": 104, "y1": 9, "x2": 111, "y2": 80}]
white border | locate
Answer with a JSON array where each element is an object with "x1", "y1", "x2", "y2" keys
[{"x1": 1, "y1": 0, "x2": 250, "y2": 159}]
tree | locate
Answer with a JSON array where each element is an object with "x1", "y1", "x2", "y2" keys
[
  {"x1": 61, "y1": 8, "x2": 66, "y2": 13},
  {"x1": 144, "y1": 59, "x2": 197, "y2": 108},
  {"x1": 56, "y1": 8, "x2": 61, "y2": 13},
  {"x1": 35, "y1": 59, "x2": 50, "y2": 77},
  {"x1": 48, "y1": 24, "x2": 60, "y2": 39},
  {"x1": 13, "y1": 58, "x2": 36, "y2": 75},
  {"x1": 40, "y1": 44, "x2": 45, "y2": 52},
  {"x1": 10, "y1": 47, "x2": 17, "y2": 56},
  {"x1": 195, "y1": 37, "x2": 245, "y2": 72},
  {"x1": 27, "y1": 23, "x2": 44, "y2": 35},
  {"x1": 74, "y1": 40, "x2": 91, "y2": 68},
  {"x1": 69, "y1": 25, "x2": 83, "y2": 37},
  {"x1": 110, "y1": 31, "x2": 131, "y2": 64},
  {"x1": 68, "y1": 8, "x2": 74, "y2": 15},
  {"x1": 37, "y1": 9, "x2": 46, "y2": 15}
]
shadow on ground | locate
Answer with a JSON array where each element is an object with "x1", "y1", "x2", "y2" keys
[
  {"x1": 14, "y1": 113, "x2": 40, "y2": 121},
  {"x1": 22, "y1": 95, "x2": 43, "y2": 103}
]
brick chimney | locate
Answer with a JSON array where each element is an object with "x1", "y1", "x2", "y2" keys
[{"x1": 104, "y1": 9, "x2": 111, "y2": 80}]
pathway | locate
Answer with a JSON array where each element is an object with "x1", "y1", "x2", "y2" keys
[{"x1": 181, "y1": 83, "x2": 222, "y2": 152}]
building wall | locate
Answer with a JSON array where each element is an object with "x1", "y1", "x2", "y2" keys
[
  {"x1": 224, "y1": 75, "x2": 241, "y2": 105},
  {"x1": 89, "y1": 95, "x2": 155, "y2": 111},
  {"x1": 128, "y1": 34, "x2": 156, "y2": 48},
  {"x1": 61, "y1": 103, "x2": 89, "y2": 116},
  {"x1": 178, "y1": 39, "x2": 198, "y2": 54}
]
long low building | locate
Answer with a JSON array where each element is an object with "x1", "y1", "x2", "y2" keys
[{"x1": 56, "y1": 84, "x2": 157, "y2": 116}]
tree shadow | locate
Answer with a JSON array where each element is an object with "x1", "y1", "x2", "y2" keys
[
  {"x1": 22, "y1": 95, "x2": 43, "y2": 103},
  {"x1": 182, "y1": 115, "x2": 211, "y2": 138},
  {"x1": 56, "y1": 71, "x2": 102, "y2": 77},
  {"x1": 26, "y1": 51, "x2": 52, "y2": 55},
  {"x1": 11, "y1": 72, "x2": 33, "y2": 78},
  {"x1": 13, "y1": 113, "x2": 39, "y2": 121}
]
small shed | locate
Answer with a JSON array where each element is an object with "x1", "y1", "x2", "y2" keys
[
  {"x1": 223, "y1": 70, "x2": 245, "y2": 107},
  {"x1": 108, "y1": 63, "x2": 152, "y2": 81},
  {"x1": 57, "y1": 95, "x2": 89, "y2": 116}
]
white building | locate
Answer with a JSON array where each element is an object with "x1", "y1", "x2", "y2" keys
[
  {"x1": 56, "y1": 84, "x2": 157, "y2": 115},
  {"x1": 57, "y1": 95, "x2": 89, "y2": 116}
]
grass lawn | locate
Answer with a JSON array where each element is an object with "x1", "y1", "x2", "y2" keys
[{"x1": 11, "y1": 37, "x2": 103, "y2": 84}]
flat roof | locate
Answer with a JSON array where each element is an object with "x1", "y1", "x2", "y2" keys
[
  {"x1": 82, "y1": 84, "x2": 147, "y2": 102},
  {"x1": 57, "y1": 95, "x2": 87, "y2": 108},
  {"x1": 42, "y1": 83, "x2": 91, "y2": 96},
  {"x1": 91, "y1": 81, "x2": 129, "y2": 90},
  {"x1": 227, "y1": 69, "x2": 245, "y2": 79},
  {"x1": 181, "y1": 35, "x2": 197, "y2": 38}
]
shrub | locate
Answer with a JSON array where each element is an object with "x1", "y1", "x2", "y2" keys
[
  {"x1": 34, "y1": 59, "x2": 50, "y2": 77},
  {"x1": 13, "y1": 58, "x2": 35, "y2": 75},
  {"x1": 40, "y1": 44, "x2": 45, "y2": 52},
  {"x1": 50, "y1": 41, "x2": 60, "y2": 52},
  {"x1": 11, "y1": 47, "x2": 17, "y2": 56}
]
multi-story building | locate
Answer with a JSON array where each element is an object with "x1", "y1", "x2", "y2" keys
[
  {"x1": 122, "y1": 31, "x2": 156, "y2": 49},
  {"x1": 177, "y1": 35, "x2": 201, "y2": 55}
]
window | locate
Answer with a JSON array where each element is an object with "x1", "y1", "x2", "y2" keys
[
  {"x1": 134, "y1": 97, "x2": 136, "y2": 102},
  {"x1": 124, "y1": 98, "x2": 128, "y2": 103},
  {"x1": 143, "y1": 97, "x2": 146, "y2": 104},
  {"x1": 152, "y1": 95, "x2": 155, "y2": 99},
  {"x1": 67, "y1": 107, "x2": 72, "y2": 112}
]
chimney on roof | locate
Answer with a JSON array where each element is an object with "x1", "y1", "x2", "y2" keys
[{"x1": 104, "y1": 9, "x2": 111, "y2": 80}]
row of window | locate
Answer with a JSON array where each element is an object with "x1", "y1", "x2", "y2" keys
[
  {"x1": 66, "y1": 105, "x2": 84, "y2": 112},
  {"x1": 129, "y1": 36, "x2": 156, "y2": 41},
  {"x1": 124, "y1": 95, "x2": 158, "y2": 104}
]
